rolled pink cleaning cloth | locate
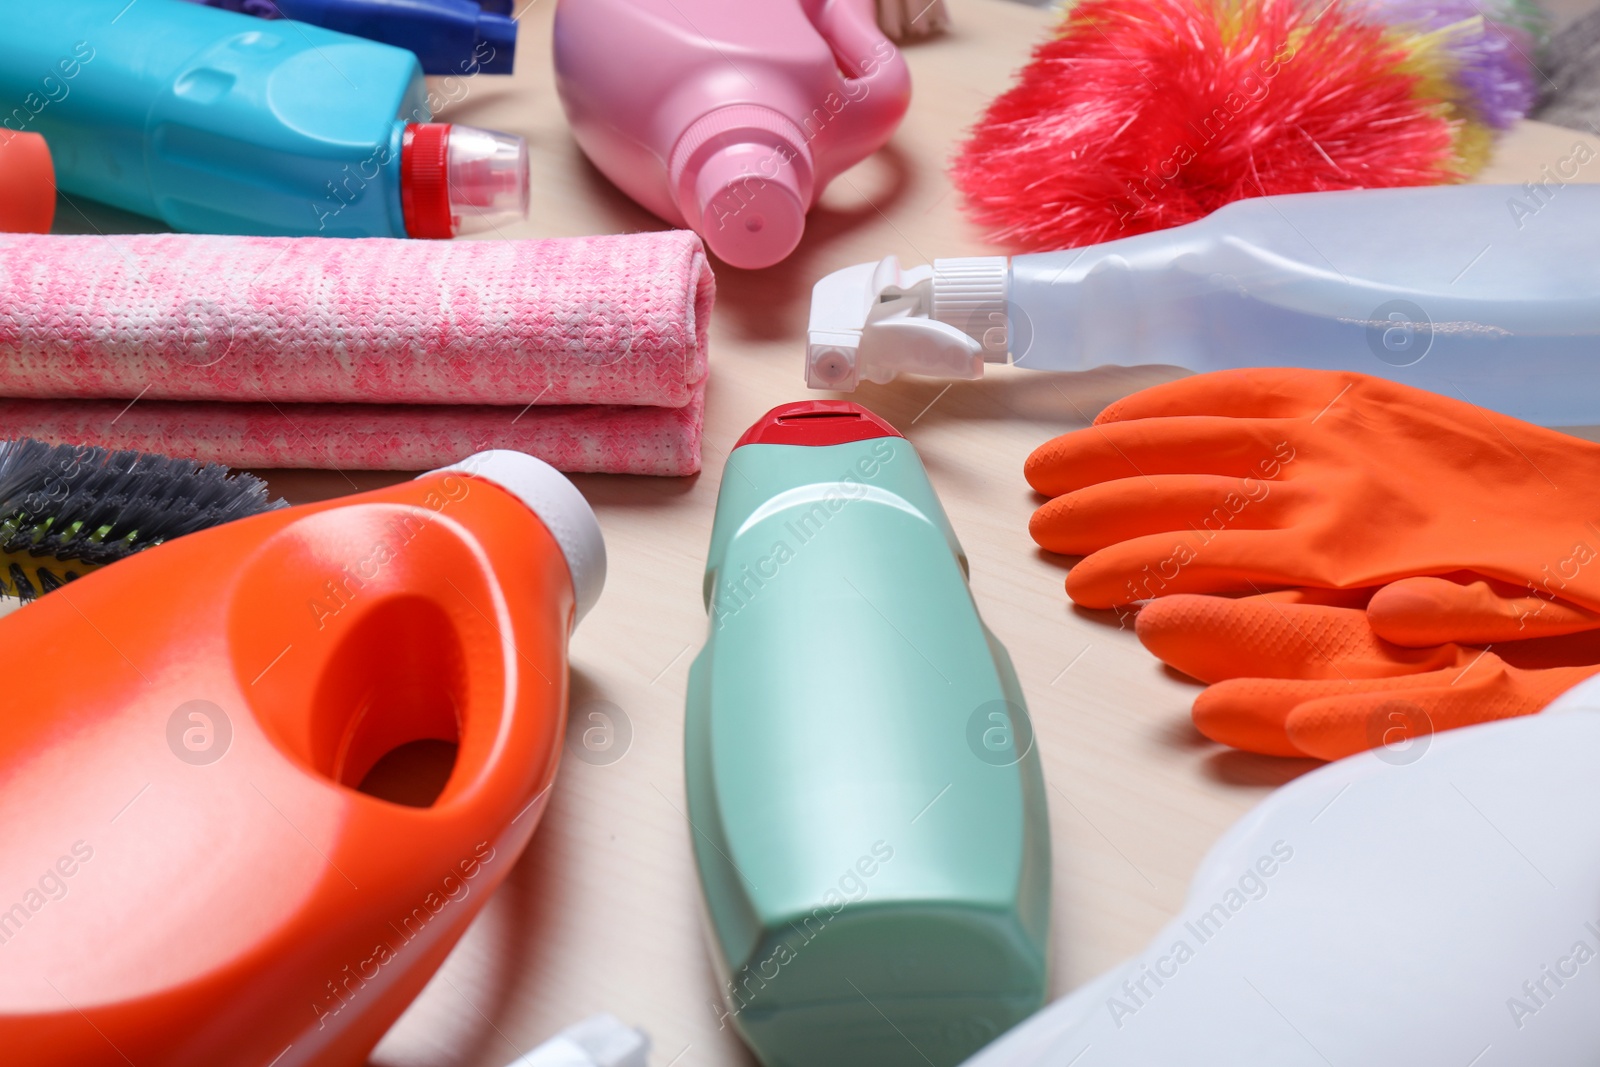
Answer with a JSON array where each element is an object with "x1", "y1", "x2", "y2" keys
[{"x1": 0, "y1": 230, "x2": 713, "y2": 473}]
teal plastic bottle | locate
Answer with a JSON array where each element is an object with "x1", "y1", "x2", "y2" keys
[
  {"x1": 686, "y1": 401, "x2": 1051, "y2": 1067},
  {"x1": 0, "y1": 0, "x2": 528, "y2": 237}
]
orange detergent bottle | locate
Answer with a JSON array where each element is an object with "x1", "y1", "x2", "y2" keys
[{"x1": 0, "y1": 451, "x2": 605, "y2": 1066}]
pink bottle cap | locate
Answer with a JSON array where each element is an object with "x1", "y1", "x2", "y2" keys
[{"x1": 669, "y1": 107, "x2": 814, "y2": 270}]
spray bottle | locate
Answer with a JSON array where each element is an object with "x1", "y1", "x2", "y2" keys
[
  {"x1": 0, "y1": 451, "x2": 603, "y2": 1066},
  {"x1": 0, "y1": 0, "x2": 528, "y2": 238},
  {"x1": 807, "y1": 184, "x2": 1600, "y2": 425},
  {"x1": 686, "y1": 401, "x2": 1050, "y2": 1067}
]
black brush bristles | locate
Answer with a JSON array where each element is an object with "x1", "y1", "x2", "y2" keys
[{"x1": 0, "y1": 439, "x2": 287, "y2": 602}]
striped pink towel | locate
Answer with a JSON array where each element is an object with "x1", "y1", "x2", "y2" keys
[{"x1": 0, "y1": 231, "x2": 713, "y2": 474}]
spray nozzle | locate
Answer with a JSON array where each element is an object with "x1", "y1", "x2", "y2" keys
[{"x1": 805, "y1": 256, "x2": 1010, "y2": 391}]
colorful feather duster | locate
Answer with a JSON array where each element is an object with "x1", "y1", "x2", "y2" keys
[
  {"x1": 1354, "y1": 0, "x2": 1545, "y2": 129},
  {"x1": 953, "y1": 0, "x2": 1542, "y2": 250}
]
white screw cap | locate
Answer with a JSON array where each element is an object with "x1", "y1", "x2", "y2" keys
[
  {"x1": 431, "y1": 451, "x2": 607, "y2": 627},
  {"x1": 932, "y1": 256, "x2": 1010, "y2": 356}
]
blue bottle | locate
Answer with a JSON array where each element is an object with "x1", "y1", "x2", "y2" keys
[{"x1": 0, "y1": 0, "x2": 528, "y2": 237}]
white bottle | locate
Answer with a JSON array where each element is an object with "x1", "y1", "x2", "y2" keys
[
  {"x1": 959, "y1": 676, "x2": 1600, "y2": 1066},
  {"x1": 807, "y1": 185, "x2": 1600, "y2": 425}
]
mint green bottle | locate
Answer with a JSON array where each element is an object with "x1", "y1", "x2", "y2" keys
[{"x1": 685, "y1": 401, "x2": 1051, "y2": 1067}]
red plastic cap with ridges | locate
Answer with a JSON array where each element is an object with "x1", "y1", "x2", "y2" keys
[
  {"x1": 402, "y1": 123, "x2": 453, "y2": 240},
  {"x1": 0, "y1": 132, "x2": 55, "y2": 234},
  {"x1": 735, "y1": 401, "x2": 903, "y2": 449}
]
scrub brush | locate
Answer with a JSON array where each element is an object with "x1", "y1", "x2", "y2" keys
[{"x1": 0, "y1": 438, "x2": 285, "y2": 601}]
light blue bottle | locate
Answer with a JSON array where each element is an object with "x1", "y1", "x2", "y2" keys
[
  {"x1": 806, "y1": 184, "x2": 1600, "y2": 426},
  {"x1": 0, "y1": 0, "x2": 527, "y2": 237},
  {"x1": 686, "y1": 401, "x2": 1051, "y2": 1067}
]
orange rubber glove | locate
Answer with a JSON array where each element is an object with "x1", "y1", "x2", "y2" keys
[
  {"x1": 1136, "y1": 589, "x2": 1600, "y2": 759},
  {"x1": 1026, "y1": 370, "x2": 1600, "y2": 644}
]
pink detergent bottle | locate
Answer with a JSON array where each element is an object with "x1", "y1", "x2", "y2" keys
[{"x1": 552, "y1": 0, "x2": 912, "y2": 269}]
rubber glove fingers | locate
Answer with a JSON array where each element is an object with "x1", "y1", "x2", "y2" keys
[
  {"x1": 1285, "y1": 663, "x2": 1599, "y2": 761},
  {"x1": 1029, "y1": 473, "x2": 1297, "y2": 556},
  {"x1": 1024, "y1": 368, "x2": 1600, "y2": 618},
  {"x1": 1093, "y1": 368, "x2": 1364, "y2": 425},
  {"x1": 1024, "y1": 416, "x2": 1298, "y2": 498},
  {"x1": 1136, "y1": 594, "x2": 1462, "y2": 683},
  {"x1": 1193, "y1": 659, "x2": 1600, "y2": 760},
  {"x1": 1137, "y1": 587, "x2": 1600, "y2": 760},
  {"x1": 1369, "y1": 575, "x2": 1600, "y2": 645},
  {"x1": 1192, "y1": 673, "x2": 1455, "y2": 758},
  {"x1": 1138, "y1": 586, "x2": 1600, "y2": 675},
  {"x1": 1064, "y1": 528, "x2": 1299, "y2": 608}
]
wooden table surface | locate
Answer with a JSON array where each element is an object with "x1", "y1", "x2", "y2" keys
[{"x1": 63, "y1": 1, "x2": 1600, "y2": 1063}]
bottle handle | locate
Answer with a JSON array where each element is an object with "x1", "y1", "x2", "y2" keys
[
  {"x1": 808, "y1": 0, "x2": 912, "y2": 138},
  {"x1": 228, "y1": 480, "x2": 570, "y2": 829}
]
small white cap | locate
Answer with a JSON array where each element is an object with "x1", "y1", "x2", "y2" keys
[
  {"x1": 431, "y1": 451, "x2": 607, "y2": 627},
  {"x1": 505, "y1": 1014, "x2": 650, "y2": 1067}
]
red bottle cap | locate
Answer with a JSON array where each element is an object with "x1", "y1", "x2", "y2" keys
[
  {"x1": 402, "y1": 122, "x2": 454, "y2": 240},
  {"x1": 735, "y1": 401, "x2": 904, "y2": 448},
  {"x1": 0, "y1": 132, "x2": 55, "y2": 233}
]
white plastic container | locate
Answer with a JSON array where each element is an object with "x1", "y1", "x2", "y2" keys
[
  {"x1": 959, "y1": 677, "x2": 1600, "y2": 1066},
  {"x1": 807, "y1": 185, "x2": 1600, "y2": 425}
]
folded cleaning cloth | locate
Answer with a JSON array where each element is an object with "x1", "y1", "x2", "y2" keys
[
  {"x1": 0, "y1": 230, "x2": 713, "y2": 473},
  {"x1": 0, "y1": 394, "x2": 705, "y2": 475}
]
